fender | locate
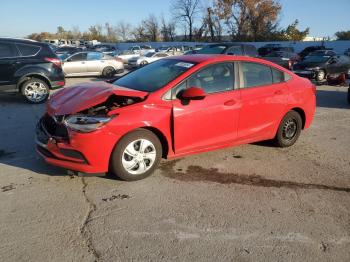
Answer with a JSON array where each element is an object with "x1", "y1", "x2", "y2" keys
[{"x1": 15, "y1": 66, "x2": 51, "y2": 91}]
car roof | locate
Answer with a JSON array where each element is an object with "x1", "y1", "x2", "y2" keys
[{"x1": 0, "y1": 37, "x2": 48, "y2": 46}]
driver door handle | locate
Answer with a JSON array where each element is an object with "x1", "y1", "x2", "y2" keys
[{"x1": 224, "y1": 100, "x2": 236, "y2": 106}]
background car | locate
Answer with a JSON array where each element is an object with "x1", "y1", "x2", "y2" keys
[
  {"x1": 0, "y1": 38, "x2": 65, "y2": 103},
  {"x1": 260, "y1": 51, "x2": 300, "y2": 69},
  {"x1": 258, "y1": 44, "x2": 294, "y2": 57},
  {"x1": 128, "y1": 52, "x2": 170, "y2": 67},
  {"x1": 62, "y1": 51, "x2": 124, "y2": 77},
  {"x1": 92, "y1": 44, "x2": 118, "y2": 56},
  {"x1": 307, "y1": 50, "x2": 336, "y2": 57},
  {"x1": 55, "y1": 46, "x2": 84, "y2": 56},
  {"x1": 193, "y1": 43, "x2": 258, "y2": 57},
  {"x1": 293, "y1": 54, "x2": 350, "y2": 81},
  {"x1": 36, "y1": 55, "x2": 316, "y2": 181},
  {"x1": 298, "y1": 46, "x2": 327, "y2": 59},
  {"x1": 116, "y1": 50, "x2": 141, "y2": 64}
]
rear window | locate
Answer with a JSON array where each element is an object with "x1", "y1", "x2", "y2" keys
[
  {"x1": 16, "y1": 43, "x2": 41, "y2": 56},
  {"x1": 241, "y1": 62, "x2": 273, "y2": 87},
  {"x1": 0, "y1": 42, "x2": 18, "y2": 58}
]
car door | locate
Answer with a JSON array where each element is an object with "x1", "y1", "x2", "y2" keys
[
  {"x1": 86, "y1": 52, "x2": 104, "y2": 75},
  {"x1": 172, "y1": 62, "x2": 241, "y2": 154},
  {"x1": 238, "y1": 62, "x2": 288, "y2": 141},
  {"x1": 0, "y1": 42, "x2": 20, "y2": 91},
  {"x1": 326, "y1": 56, "x2": 342, "y2": 74},
  {"x1": 62, "y1": 52, "x2": 87, "y2": 76}
]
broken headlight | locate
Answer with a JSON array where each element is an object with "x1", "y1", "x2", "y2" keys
[{"x1": 64, "y1": 115, "x2": 114, "y2": 133}]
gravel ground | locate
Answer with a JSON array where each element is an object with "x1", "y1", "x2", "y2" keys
[{"x1": 0, "y1": 77, "x2": 349, "y2": 262}]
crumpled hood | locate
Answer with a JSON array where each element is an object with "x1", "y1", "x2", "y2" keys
[{"x1": 47, "y1": 82, "x2": 148, "y2": 115}]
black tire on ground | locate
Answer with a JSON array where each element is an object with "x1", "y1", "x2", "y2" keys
[
  {"x1": 110, "y1": 129, "x2": 162, "y2": 181},
  {"x1": 347, "y1": 86, "x2": 350, "y2": 104},
  {"x1": 102, "y1": 67, "x2": 116, "y2": 78},
  {"x1": 273, "y1": 110, "x2": 303, "y2": 148},
  {"x1": 21, "y1": 78, "x2": 50, "y2": 104}
]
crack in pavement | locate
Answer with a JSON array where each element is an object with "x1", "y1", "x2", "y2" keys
[{"x1": 80, "y1": 177, "x2": 100, "y2": 261}]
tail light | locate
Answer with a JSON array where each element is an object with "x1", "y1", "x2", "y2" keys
[
  {"x1": 115, "y1": 57, "x2": 123, "y2": 63},
  {"x1": 288, "y1": 60, "x2": 293, "y2": 70},
  {"x1": 45, "y1": 57, "x2": 62, "y2": 68}
]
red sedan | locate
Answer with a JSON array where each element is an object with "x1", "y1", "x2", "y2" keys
[{"x1": 36, "y1": 55, "x2": 316, "y2": 181}]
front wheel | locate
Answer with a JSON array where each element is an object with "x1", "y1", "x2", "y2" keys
[
  {"x1": 110, "y1": 129, "x2": 162, "y2": 181},
  {"x1": 21, "y1": 78, "x2": 50, "y2": 104},
  {"x1": 273, "y1": 111, "x2": 302, "y2": 147}
]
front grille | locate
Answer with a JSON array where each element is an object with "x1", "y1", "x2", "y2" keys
[{"x1": 42, "y1": 114, "x2": 69, "y2": 139}]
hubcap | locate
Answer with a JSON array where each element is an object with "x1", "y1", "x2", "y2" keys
[
  {"x1": 24, "y1": 82, "x2": 48, "y2": 102},
  {"x1": 317, "y1": 71, "x2": 325, "y2": 80},
  {"x1": 122, "y1": 139, "x2": 156, "y2": 175},
  {"x1": 282, "y1": 119, "x2": 297, "y2": 140}
]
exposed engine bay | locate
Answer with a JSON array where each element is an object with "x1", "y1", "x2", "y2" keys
[{"x1": 78, "y1": 94, "x2": 144, "y2": 116}]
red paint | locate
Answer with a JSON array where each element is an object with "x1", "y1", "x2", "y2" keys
[{"x1": 37, "y1": 55, "x2": 316, "y2": 174}]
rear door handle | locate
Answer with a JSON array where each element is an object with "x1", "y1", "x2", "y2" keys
[{"x1": 224, "y1": 100, "x2": 236, "y2": 106}]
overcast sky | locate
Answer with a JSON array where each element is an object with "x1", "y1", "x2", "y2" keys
[{"x1": 0, "y1": 0, "x2": 349, "y2": 38}]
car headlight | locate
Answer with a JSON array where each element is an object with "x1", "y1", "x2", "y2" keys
[{"x1": 64, "y1": 115, "x2": 114, "y2": 133}]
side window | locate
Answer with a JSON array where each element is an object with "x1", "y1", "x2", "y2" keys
[
  {"x1": 156, "y1": 53, "x2": 168, "y2": 57},
  {"x1": 271, "y1": 68, "x2": 285, "y2": 83},
  {"x1": 87, "y1": 52, "x2": 103, "y2": 61},
  {"x1": 226, "y1": 46, "x2": 243, "y2": 56},
  {"x1": 241, "y1": 62, "x2": 273, "y2": 88},
  {"x1": 187, "y1": 63, "x2": 234, "y2": 94},
  {"x1": 16, "y1": 43, "x2": 41, "y2": 56},
  {"x1": 0, "y1": 42, "x2": 18, "y2": 58},
  {"x1": 68, "y1": 53, "x2": 86, "y2": 62}
]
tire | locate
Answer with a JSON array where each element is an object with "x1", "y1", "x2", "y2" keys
[
  {"x1": 273, "y1": 111, "x2": 302, "y2": 148},
  {"x1": 21, "y1": 78, "x2": 50, "y2": 104},
  {"x1": 347, "y1": 87, "x2": 350, "y2": 104},
  {"x1": 110, "y1": 129, "x2": 162, "y2": 181},
  {"x1": 102, "y1": 67, "x2": 116, "y2": 78},
  {"x1": 140, "y1": 61, "x2": 148, "y2": 67},
  {"x1": 315, "y1": 70, "x2": 326, "y2": 82}
]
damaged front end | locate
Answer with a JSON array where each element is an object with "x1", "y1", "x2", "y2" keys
[{"x1": 35, "y1": 83, "x2": 148, "y2": 172}]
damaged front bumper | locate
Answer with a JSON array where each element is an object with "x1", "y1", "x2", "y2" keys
[{"x1": 35, "y1": 114, "x2": 120, "y2": 174}]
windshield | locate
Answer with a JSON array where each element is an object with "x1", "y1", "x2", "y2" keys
[
  {"x1": 113, "y1": 59, "x2": 196, "y2": 92},
  {"x1": 196, "y1": 45, "x2": 226, "y2": 54},
  {"x1": 145, "y1": 52, "x2": 155, "y2": 57},
  {"x1": 303, "y1": 56, "x2": 330, "y2": 63}
]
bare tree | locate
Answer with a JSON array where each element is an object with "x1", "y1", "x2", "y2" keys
[
  {"x1": 132, "y1": 23, "x2": 147, "y2": 42},
  {"x1": 171, "y1": 0, "x2": 201, "y2": 41},
  {"x1": 160, "y1": 15, "x2": 177, "y2": 41},
  {"x1": 116, "y1": 21, "x2": 132, "y2": 42},
  {"x1": 143, "y1": 14, "x2": 159, "y2": 41},
  {"x1": 105, "y1": 23, "x2": 118, "y2": 42}
]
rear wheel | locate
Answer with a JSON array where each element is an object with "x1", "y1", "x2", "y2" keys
[
  {"x1": 273, "y1": 111, "x2": 302, "y2": 147},
  {"x1": 347, "y1": 86, "x2": 350, "y2": 104},
  {"x1": 110, "y1": 129, "x2": 162, "y2": 181},
  {"x1": 102, "y1": 67, "x2": 116, "y2": 78},
  {"x1": 21, "y1": 78, "x2": 49, "y2": 104}
]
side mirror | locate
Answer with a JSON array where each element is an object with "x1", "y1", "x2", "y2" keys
[{"x1": 180, "y1": 87, "x2": 206, "y2": 100}]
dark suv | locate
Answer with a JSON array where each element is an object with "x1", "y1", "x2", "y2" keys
[{"x1": 0, "y1": 38, "x2": 65, "y2": 103}]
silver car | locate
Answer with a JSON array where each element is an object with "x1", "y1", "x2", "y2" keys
[{"x1": 62, "y1": 52, "x2": 124, "y2": 77}]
